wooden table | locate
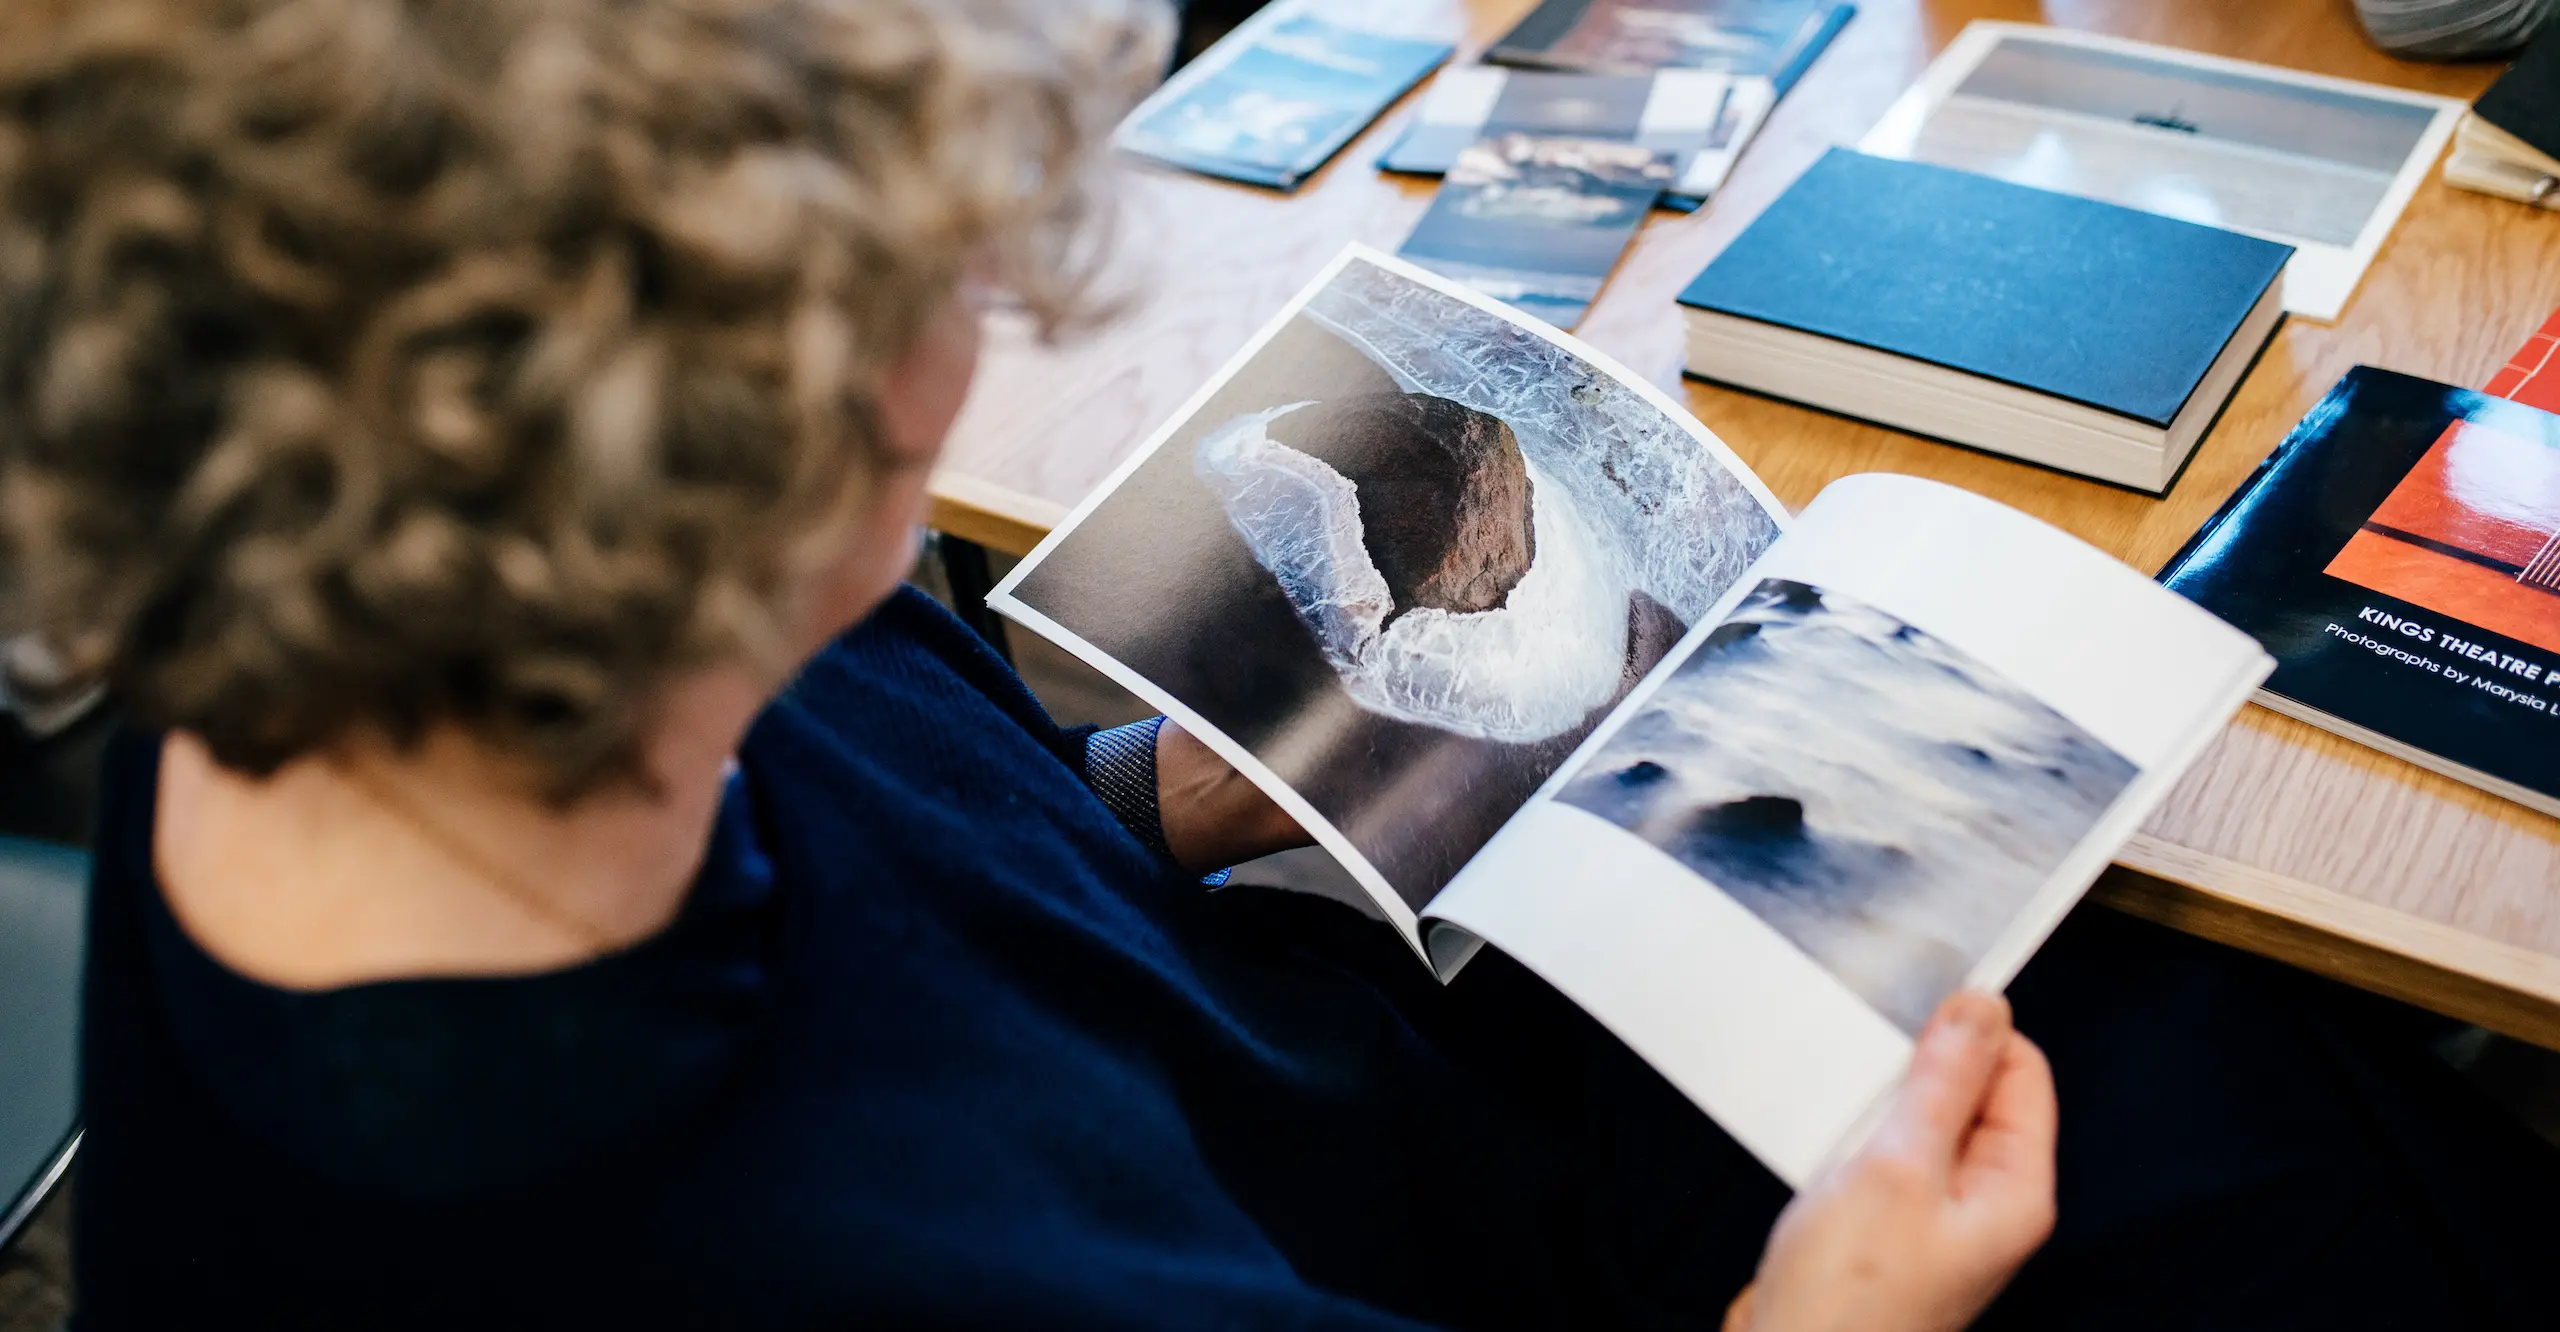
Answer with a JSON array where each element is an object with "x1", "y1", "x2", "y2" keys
[{"x1": 932, "y1": 0, "x2": 2560, "y2": 1045}]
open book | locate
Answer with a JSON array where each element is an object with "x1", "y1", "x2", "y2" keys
[{"x1": 989, "y1": 247, "x2": 2273, "y2": 1186}]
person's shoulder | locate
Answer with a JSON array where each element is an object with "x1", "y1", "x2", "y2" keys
[
  {"x1": 763, "y1": 585, "x2": 1076, "y2": 770},
  {"x1": 789, "y1": 586, "x2": 999, "y2": 707}
]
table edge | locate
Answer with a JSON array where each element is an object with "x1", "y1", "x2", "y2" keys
[
  {"x1": 2108, "y1": 834, "x2": 2560, "y2": 1047},
  {"x1": 929, "y1": 474, "x2": 1067, "y2": 559}
]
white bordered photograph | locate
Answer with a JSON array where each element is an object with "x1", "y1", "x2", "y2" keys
[
  {"x1": 1858, "y1": 22, "x2": 2463, "y2": 321},
  {"x1": 1422, "y1": 476, "x2": 2274, "y2": 1183},
  {"x1": 991, "y1": 245, "x2": 1786, "y2": 946},
  {"x1": 1379, "y1": 68, "x2": 1773, "y2": 204}
]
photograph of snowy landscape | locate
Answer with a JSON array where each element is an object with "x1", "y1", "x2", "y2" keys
[
  {"x1": 1556, "y1": 579, "x2": 2139, "y2": 1031},
  {"x1": 1118, "y1": 13, "x2": 1452, "y2": 186},
  {"x1": 1005, "y1": 255, "x2": 1781, "y2": 912}
]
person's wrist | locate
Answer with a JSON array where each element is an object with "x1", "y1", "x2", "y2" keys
[
  {"x1": 1225, "y1": 764, "x2": 1302, "y2": 850},
  {"x1": 1155, "y1": 718, "x2": 1308, "y2": 871}
]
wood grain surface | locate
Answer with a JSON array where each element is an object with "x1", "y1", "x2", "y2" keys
[{"x1": 935, "y1": 0, "x2": 2560, "y2": 1041}]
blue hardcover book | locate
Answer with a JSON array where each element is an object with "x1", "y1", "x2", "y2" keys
[
  {"x1": 1116, "y1": 10, "x2": 1453, "y2": 192},
  {"x1": 2160, "y1": 367, "x2": 2560, "y2": 817},
  {"x1": 1677, "y1": 149, "x2": 2293, "y2": 492}
]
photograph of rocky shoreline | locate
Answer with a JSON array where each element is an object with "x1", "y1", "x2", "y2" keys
[
  {"x1": 1005, "y1": 256, "x2": 1781, "y2": 913},
  {"x1": 1556, "y1": 579, "x2": 2139, "y2": 1031},
  {"x1": 1397, "y1": 133, "x2": 1673, "y2": 328}
]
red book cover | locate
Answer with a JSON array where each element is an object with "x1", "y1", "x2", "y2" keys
[{"x1": 2487, "y1": 307, "x2": 2560, "y2": 412}]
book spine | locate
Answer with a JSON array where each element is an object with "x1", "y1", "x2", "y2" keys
[
  {"x1": 1769, "y1": 4, "x2": 1856, "y2": 100},
  {"x1": 2155, "y1": 393, "x2": 2313, "y2": 584}
]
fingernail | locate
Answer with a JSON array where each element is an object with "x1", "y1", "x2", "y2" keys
[{"x1": 1935, "y1": 991, "x2": 1997, "y2": 1043}]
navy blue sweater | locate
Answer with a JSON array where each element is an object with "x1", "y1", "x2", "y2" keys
[{"x1": 73, "y1": 588, "x2": 1782, "y2": 1329}]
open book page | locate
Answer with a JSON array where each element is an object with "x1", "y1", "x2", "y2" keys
[
  {"x1": 1425, "y1": 474, "x2": 2275, "y2": 1187},
  {"x1": 991, "y1": 246, "x2": 1787, "y2": 954}
]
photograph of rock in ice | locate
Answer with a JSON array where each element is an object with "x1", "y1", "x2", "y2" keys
[
  {"x1": 1007, "y1": 255, "x2": 1782, "y2": 912},
  {"x1": 1557, "y1": 579, "x2": 2139, "y2": 1032}
]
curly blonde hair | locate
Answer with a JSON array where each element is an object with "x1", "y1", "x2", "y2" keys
[{"x1": 0, "y1": 0, "x2": 1162, "y2": 796}]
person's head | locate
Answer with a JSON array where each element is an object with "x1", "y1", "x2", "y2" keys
[{"x1": 0, "y1": 0, "x2": 1163, "y2": 799}]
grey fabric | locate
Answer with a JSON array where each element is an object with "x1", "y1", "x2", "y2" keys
[
  {"x1": 2356, "y1": 0, "x2": 2557, "y2": 59},
  {"x1": 1083, "y1": 716, "x2": 1173, "y2": 860}
]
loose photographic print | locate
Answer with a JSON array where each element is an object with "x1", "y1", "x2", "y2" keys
[
  {"x1": 1668, "y1": 75, "x2": 1773, "y2": 199},
  {"x1": 1901, "y1": 33, "x2": 2432, "y2": 246},
  {"x1": 1380, "y1": 69, "x2": 1770, "y2": 205},
  {"x1": 1117, "y1": 10, "x2": 1453, "y2": 189},
  {"x1": 1398, "y1": 134, "x2": 1673, "y2": 328},
  {"x1": 998, "y1": 252, "x2": 1784, "y2": 918},
  {"x1": 2326, "y1": 416, "x2": 2560, "y2": 656},
  {"x1": 1556, "y1": 579, "x2": 2138, "y2": 1032},
  {"x1": 1860, "y1": 24, "x2": 2461, "y2": 319},
  {"x1": 1489, "y1": 0, "x2": 1852, "y2": 86},
  {"x1": 1385, "y1": 70, "x2": 1660, "y2": 174}
]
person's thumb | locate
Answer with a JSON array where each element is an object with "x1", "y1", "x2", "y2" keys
[
  {"x1": 1875, "y1": 990, "x2": 2011, "y2": 1174},
  {"x1": 1721, "y1": 1283, "x2": 1757, "y2": 1332}
]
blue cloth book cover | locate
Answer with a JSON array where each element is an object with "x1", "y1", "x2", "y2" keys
[
  {"x1": 1117, "y1": 13, "x2": 1453, "y2": 191},
  {"x1": 1678, "y1": 149, "x2": 2293, "y2": 426},
  {"x1": 2160, "y1": 366, "x2": 2560, "y2": 812}
]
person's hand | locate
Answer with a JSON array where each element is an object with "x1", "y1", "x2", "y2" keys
[
  {"x1": 1153, "y1": 717, "x2": 1311, "y2": 874},
  {"x1": 1722, "y1": 990, "x2": 2057, "y2": 1332}
]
